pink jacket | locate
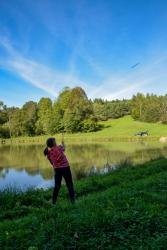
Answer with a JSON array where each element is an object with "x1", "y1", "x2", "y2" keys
[{"x1": 47, "y1": 145, "x2": 69, "y2": 168}]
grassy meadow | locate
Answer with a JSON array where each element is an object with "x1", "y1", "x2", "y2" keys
[
  {"x1": 2, "y1": 116, "x2": 167, "y2": 145},
  {"x1": 1, "y1": 158, "x2": 167, "y2": 249}
]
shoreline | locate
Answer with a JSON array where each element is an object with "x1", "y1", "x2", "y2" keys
[
  {"x1": 0, "y1": 135, "x2": 161, "y2": 145},
  {"x1": 1, "y1": 116, "x2": 167, "y2": 145},
  {"x1": 1, "y1": 158, "x2": 167, "y2": 249}
]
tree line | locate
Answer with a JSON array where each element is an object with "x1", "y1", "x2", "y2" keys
[
  {"x1": 1, "y1": 87, "x2": 167, "y2": 138},
  {"x1": 94, "y1": 93, "x2": 167, "y2": 125},
  {"x1": 131, "y1": 93, "x2": 167, "y2": 123},
  {"x1": 0, "y1": 86, "x2": 131, "y2": 138}
]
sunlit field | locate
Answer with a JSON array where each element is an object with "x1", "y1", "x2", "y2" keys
[{"x1": 2, "y1": 116, "x2": 167, "y2": 146}]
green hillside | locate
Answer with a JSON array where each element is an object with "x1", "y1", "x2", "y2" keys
[{"x1": 97, "y1": 115, "x2": 167, "y2": 137}]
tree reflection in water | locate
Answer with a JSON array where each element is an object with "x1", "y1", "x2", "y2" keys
[{"x1": 0, "y1": 142, "x2": 167, "y2": 190}]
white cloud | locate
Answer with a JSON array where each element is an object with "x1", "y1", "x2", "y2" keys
[
  {"x1": 0, "y1": 37, "x2": 87, "y2": 97},
  {"x1": 89, "y1": 53, "x2": 167, "y2": 100},
  {"x1": 0, "y1": 36, "x2": 167, "y2": 102}
]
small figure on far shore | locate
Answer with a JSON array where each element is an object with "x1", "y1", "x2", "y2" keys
[
  {"x1": 44, "y1": 137, "x2": 75, "y2": 205},
  {"x1": 134, "y1": 131, "x2": 149, "y2": 136}
]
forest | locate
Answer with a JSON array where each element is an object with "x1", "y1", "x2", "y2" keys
[{"x1": 0, "y1": 87, "x2": 167, "y2": 138}]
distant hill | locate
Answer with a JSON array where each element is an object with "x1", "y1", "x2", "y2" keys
[{"x1": 95, "y1": 115, "x2": 167, "y2": 138}]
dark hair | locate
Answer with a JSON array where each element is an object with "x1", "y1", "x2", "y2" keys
[
  {"x1": 46, "y1": 137, "x2": 56, "y2": 148},
  {"x1": 44, "y1": 147, "x2": 48, "y2": 156}
]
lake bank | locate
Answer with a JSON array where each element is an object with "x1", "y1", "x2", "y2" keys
[
  {"x1": 0, "y1": 135, "x2": 161, "y2": 146},
  {"x1": 1, "y1": 158, "x2": 167, "y2": 249},
  {"x1": 1, "y1": 116, "x2": 167, "y2": 145},
  {"x1": 0, "y1": 116, "x2": 167, "y2": 145}
]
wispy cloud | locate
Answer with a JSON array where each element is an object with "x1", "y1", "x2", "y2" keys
[
  {"x1": 1, "y1": 0, "x2": 167, "y2": 105},
  {"x1": 0, "y1": 37, "x2": 87, "y2": 97},
  {"x1": 89, "y1": 53, "x2": 167, "y2": 100},
  {"x1": 0, "y1": 35, "x2": 167, "y2": 102}
]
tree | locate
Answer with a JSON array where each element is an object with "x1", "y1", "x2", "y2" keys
[
  {"x1": 63, "y1": 87, "x2": 94, "y2": 133},
  {"x1": 36, "y1": 98, "x2": 53, "y2": 134},
  {"x1": 57, "y1": 87, "x2": 71, "y2": 112},
  {"x1": 160, "y1": 95, "x2": 167, "y2": 124},
  {"x1": 63, "y1": 109, "x2": 82, "y2": 133},
  {"x1": 51, "y1": 102, "x2": 64, "y2": 133},
  {"x1": 131, "y1": 93, "x2": 163, "y2": 123},
  {"x1": 131, "y1": 93, "x2": 146, "y2": 120},
  {"x1": 93, "y1": 99, "x2": 131, "y2": 121},
  {"x1": 10, "y1": 108, "x2": 25, "y2": 136},
  {"x1": 0, "y1": 102, "x2": 10, "y2": 138},
  {"x1": 0, "y1": 125, "x2": 10, "y2": 138},
  {"x1": 93, "y1": 102, "x2": 108, "y2": 121},
  {"x1": 52, "y1": 87, "x2": 72, "y2": 133},
  {"x1": 82, "y1": 117, "x2": 100, "y2": 132},
  {"x1": 22, "y1": 101, "x2": 38, "y2": 135},
  {"x1": 141, "y1": 94, "x2": 161, "y2": 122},
  {"x1": 0, "y1": 101, "x2": 8, "y2": 125}
]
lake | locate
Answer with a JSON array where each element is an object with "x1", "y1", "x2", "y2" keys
[{"x1": 0, "y1": 141, "x2": 167, "y2": 190}]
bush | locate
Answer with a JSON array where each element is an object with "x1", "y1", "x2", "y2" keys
[
  {"x1": 0, "y1": 125, "x2": 10, "y2": 138},
  {"x1": 82, "y1": 118, "x2": 100, "y2": 132},
  {"x1": 160, "y1": 113, "x2": 167, "y2": 124}
]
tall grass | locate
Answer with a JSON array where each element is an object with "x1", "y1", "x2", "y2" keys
[{"x1": 1, "y1": 158, "x2": 167, "y2": 249}]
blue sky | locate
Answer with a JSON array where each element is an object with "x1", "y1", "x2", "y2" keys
[{"x1": 0, "y1": 0, "x2": 167, "y2": 107}]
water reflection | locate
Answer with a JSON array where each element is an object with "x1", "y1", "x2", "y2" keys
[
  {"x1": 88, "y1": 164, "x2": 117, "y2": 176},
  {"x1": 0, "y1": 142, "x2": 167, "y2": 190},
  {"x1": 0, "y1": 168, "x2": 53, "y2": 191}
]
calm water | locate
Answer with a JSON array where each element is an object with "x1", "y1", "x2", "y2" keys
[{"x1": 0, "y1": 141, "x2": 167, "y2": 190}]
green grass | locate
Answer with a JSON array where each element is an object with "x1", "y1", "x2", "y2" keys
[
  {"x1": 98, "y1": 115, "x2": 167, "y2": 137},
  {"x1": 1, "y1": 116, "x2": 167, "y2": 145},
  {"x1": 1, "y1": 158, "x2": 167, "y2": 249}
]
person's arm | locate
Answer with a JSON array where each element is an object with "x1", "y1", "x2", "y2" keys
[{"x1": 61, "y1": 139, "x2": 65, "y2": 151}]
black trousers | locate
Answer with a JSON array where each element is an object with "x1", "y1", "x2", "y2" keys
[{"x1": 53, "y1": 167, "x2": 75, "y2": 204}]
